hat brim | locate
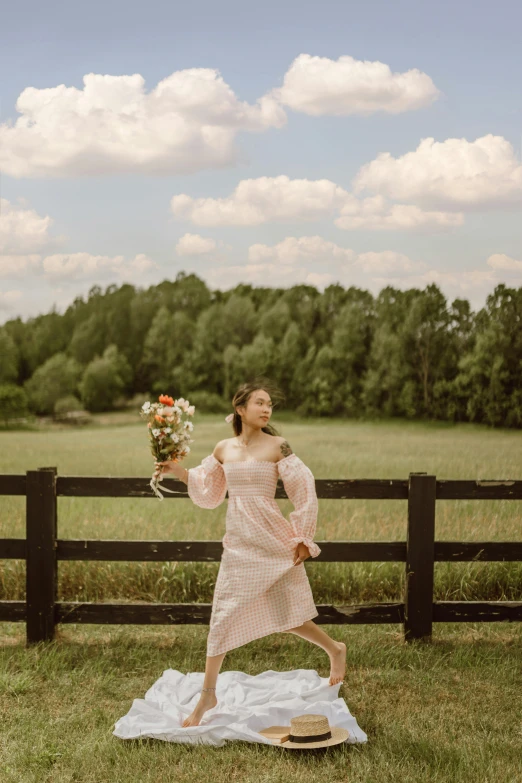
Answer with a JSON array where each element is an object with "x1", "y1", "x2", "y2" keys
[{"x1": 278, "y1": 726, "x2": 350, "y2": 749}]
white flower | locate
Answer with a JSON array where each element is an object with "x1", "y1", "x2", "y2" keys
[
  {"x1": 152, "y1": 428, "x2": 161, "y2": 437},
  {"x1": 185, "y1": 445, "x2": 191, "y2": 453},
  {"x1": 165, "y1": 427, "x2": 172, "y2": 434},
  {"x1": 161, "y1": 406, "x2": 174, "y2": 417},
  {"x1": 176, "y1": 397, "x2": 190, "y2": 412},
  {"x1": 187, "y1": 405, "x2": 195, "y2": 416},
  {"x1": 141, "y1": 401, "x2": 151, "y2": 411},
  {"x1": 184, "y1": 421, "x2": 194, "y2": 431}
]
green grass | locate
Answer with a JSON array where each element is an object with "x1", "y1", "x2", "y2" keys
[
  {"x1": 1, "y1": 414, "x2": 521, "y2": 605},
  {"x1": 1, "y1": 623, "x2": 521, "y2": 782},
  {"x1": 1, "y1": 414, "x2": 522, "y2": 780}
]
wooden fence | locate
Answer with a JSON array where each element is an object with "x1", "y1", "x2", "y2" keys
[{"x1": 0, "y1": 467, "x2": 521, "y2": 646}]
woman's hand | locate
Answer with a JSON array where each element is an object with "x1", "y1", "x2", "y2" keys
[
  {"x1": 154, "y1": 458, "x2": 178, "y2": 478},
  {"x1": 293, "y1": 542, "x2": 311, "y2": 566}
]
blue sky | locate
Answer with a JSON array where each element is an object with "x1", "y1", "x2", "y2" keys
[{"x1": 1, "y1": 0, "x2": 521, "y2": 324}]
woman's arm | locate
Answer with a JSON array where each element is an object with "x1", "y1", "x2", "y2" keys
[
  {"x1": 154, "y1": 459, "x2": 188, "y2": 484},
  {"x1": 156, "y1": 440, "x2": 225, "y2": 485}
]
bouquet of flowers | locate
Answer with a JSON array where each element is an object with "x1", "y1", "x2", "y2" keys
[{"x1": 140, "y1": 393, "x2": 195, "y2": 500}]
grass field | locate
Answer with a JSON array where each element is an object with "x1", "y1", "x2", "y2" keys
[{"x1": 1, "y1": 414, "x2": 521, "y2": 781}]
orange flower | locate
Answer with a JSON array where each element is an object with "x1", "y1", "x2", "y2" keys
[
  {"x1": 155, "y1": 414, "x2": 165, "y2": 423},
  {"x1": 159, "y1": 394, "x2": 175, "y2": 406}
]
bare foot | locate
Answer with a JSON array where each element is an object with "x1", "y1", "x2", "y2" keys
[
  {"x1": 328, "y1": 641, "x2": 347, "y2": 686},
  {"x1": 181, "y1": 690, "x2": 218, "y2": 727}
]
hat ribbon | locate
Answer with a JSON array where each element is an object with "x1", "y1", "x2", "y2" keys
[{"x1": 288, "y1": 729, "x2": 332, "y2": 744}]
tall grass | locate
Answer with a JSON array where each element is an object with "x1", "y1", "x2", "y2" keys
[{"x1": 1, "y1": 414, "x2": 521, "y2": 604}]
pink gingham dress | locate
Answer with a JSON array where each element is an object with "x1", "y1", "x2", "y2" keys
[{"x1": 187, "y1": 453, "x2": 321, "y2": 656}]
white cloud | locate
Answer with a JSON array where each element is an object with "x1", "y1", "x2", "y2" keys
[
  {"x1": 0, "y1": 250, "x2": 157, "y2": 282},
  {"x1": 203, "y1": 262, "x2": 334, "y2": 291},
  {"x1": 352, "y1": 134, "x2": 522, "y2": 209},
  {"x1": 0, "y1": 198, "x2": 159, "y2": 283},
  {"x1": 487, "y1": 253, "x2": 522, "y2": 272},
  {"x1": 248, "y1": 236, "x2": 355, "y2": 264},
  {"x1": 41, "y1": 252, "x2": 159, "y2": 281},
  {"x1": 270, "y1": 53, "x2": 441, "y2": 116},
  {"x1": 171, "y1": 176, "x2": 464, "y2": 231},
  {"x1": 305, "y1": 272, "x2": 337, "y2": 289},
  {"x1": 0, "y1": 254, "x2": 42, "y2": 277},
  {"x1": 353, "y1": 250, "x2": 429, "y2": 276},
  {"x1": 176, "y1": 233, "x2": 217, "y2": 256},
  {"x1": 246, "y1": 241, "x2": 429, "y2": 279},
  {"x1": 0, "y1": 69, "x2": 286, "y2": 178},
  {"x1": 171, "y1": 175, "x2": 349, "y2": 226},
  {"x1": 369, "y1": 267, "x2": 500, "y2": 308},
  {"x1": 0, "y1": 55, "x2": 441, "y2": 179},
  {"x1": 335, "y1": 195, "x2": 464, "y2": 232},
  {"x1": 198, "y1": 252, "x2": 522, "y2": 309},
  {"x1": 0, "y1": 289, "x2": 23, "y2": 312},
  {"x1": 361, "y1": 254, "x2": 522, "y2": 310},
  {"x1": 0, "y1": 197, "x2": 66, "y2": 253},
  {"x1": 130, "y1": 253, "x2": 158, "y2": 273},
  {"x1": 241, "y1": 239, "x2": 521, "y2": 309}
]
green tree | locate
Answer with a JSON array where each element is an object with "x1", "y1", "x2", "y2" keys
[
  {"x1": 23, "y1": 311, "x2": 70, "y2": 376},
  {"x1": 138, "y1": 306, "x2": 195, "y2": 395},
  {"x1": 330, "y1": 290, "x2": 375, "y2": 416},
  {"x1": 400, "y1": 284, "x2": 452, "y2": 416},
  {"x1": 0, "y1": 384, "x2": 29, "y2": 426},
  {"x1": 309, "y1": 344, "x2": 347, "y2": 415},
  {"x1": 361, "y1": 287, "x2": 413, "y2": 417},
  {"x1": 450, "y1": 285, "x2": 522, "y2": 427},
  {"x1": 225, "y1": 334, "x2": 276, "y2": 395},
  {"x1": 432, "y1": 297, "x2": 476, "y2": 422},
  {"x1": 187, "y1": 306, "x2": 223, "y2": 392},
  {"x1": 258, "y1": 299, "x2": 292, "y2": 341},
  {"x1": 274, "y1": 321, "x2": 308, "y2": 408},
  {"x1": 222, "y1": 294, "x2": 257, "y2": 346},
  {"x1": 23, "y1": 352, "x2": 83, "y2": 415},
  {"x1": 69, "y1": 312, "x2": 107, "y2": 365},
  {"x1": 79, "y1": 344, "x2": 132, "y2": 412},
  {"x1": 0, "y1": 328, "x2": 19, "y2": 383},
  {"x1": 103, "y1": 344, "x2": 133, "y2": 394}
]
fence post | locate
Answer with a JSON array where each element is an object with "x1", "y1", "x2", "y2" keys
[
  {"x1": 26, "y1": 467, "x2": 58, "y2": 645},
  {"x1": 404, "y1": 472, "x2": 436, "y2": 642}
]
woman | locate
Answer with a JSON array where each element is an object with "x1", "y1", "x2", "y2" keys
[{"x1": 155, "y1": 380, "x2": 346, "y2": 728}]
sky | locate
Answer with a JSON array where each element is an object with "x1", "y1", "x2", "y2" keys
[{"x1": 1, "y1": 0, "x2": 521, "y2": 325}]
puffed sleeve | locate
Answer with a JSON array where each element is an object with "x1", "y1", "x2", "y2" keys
[
  {"x1": 277, "y1": 453, "x2": 321, "y2": 558},
  {"x1": 187, "y1": 453, "x2": 227, "y2": 509}
]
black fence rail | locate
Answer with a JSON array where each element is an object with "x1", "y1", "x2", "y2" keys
[{"x1": 0, "y1": 467, "x2": 521, "y2": 646}]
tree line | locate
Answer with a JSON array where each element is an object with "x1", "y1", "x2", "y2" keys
[{"x1": 0, "y1": 273, "x2": 521, "y2": 428}]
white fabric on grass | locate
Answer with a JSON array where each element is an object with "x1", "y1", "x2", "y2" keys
[{"x1": 113, "y1": 668, "x2": 368, "y2": 747}]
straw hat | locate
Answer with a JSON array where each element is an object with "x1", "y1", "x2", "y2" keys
[{"x1": 260, "y1": 713, "x2": 349, "y2": 749}]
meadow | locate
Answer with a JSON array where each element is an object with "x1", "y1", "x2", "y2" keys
[{"x1": 1, "y1": 414, "x2": 521, "y2": 781}]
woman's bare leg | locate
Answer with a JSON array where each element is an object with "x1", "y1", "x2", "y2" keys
[
  {"x1": 283, "y1": 620, "x2": 346, "y2": 686},
  {"x1": 181, "y1": 651, "x2": 226, "y2": 728}
]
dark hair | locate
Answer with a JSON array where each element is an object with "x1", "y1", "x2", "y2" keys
[{"x1": 229, "y1": 377, "x2": 284, "y2": 437}]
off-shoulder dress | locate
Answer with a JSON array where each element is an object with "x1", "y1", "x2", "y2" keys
[{"x1": 187, "y1": 453, "x2": 321, "y2": 656}]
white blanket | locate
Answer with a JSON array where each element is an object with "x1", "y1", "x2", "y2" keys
[{"x1": 113, "y1": 668, "x2": 368, "y2": 747}]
